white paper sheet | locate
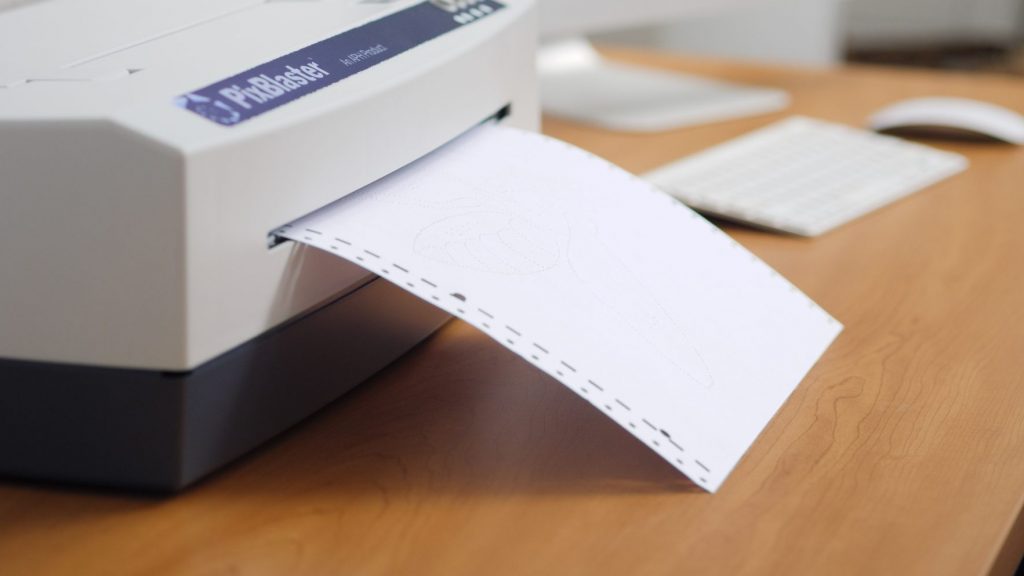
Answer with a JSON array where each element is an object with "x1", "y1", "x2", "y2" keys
[{"x1": 277, "y1": 123, "x2": 842, "y2": 492}]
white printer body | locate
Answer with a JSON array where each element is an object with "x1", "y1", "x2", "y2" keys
[{"x1": 0, "y1": 0, "x2": 538, "y2": 490}]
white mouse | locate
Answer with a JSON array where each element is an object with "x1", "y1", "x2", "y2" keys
[{"x1": 869, "y1": 97, "x2": 1024, "y2": 145}]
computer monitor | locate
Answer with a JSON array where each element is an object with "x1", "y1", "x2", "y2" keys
[
  {"x1": 536, "y1": 0, "x2": 788, "y2": 132},
  {"x1": 539, "y1": 0, "x2": 743, "y2": 40}
]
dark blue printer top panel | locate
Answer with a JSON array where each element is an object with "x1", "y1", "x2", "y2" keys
[{"x1": 176, "y1": 0, "x2": 505, "y2": 126}]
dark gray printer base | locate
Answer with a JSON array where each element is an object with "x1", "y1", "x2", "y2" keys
[{"x1": 0, "y1": 278, "x2": 449, "y2": 491}]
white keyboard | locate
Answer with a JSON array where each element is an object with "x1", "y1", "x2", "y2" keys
[{"x1": 646, "y1": 116, "x2": 968, "y2": 236}]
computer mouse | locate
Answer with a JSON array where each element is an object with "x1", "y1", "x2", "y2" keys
[{"x1": 869, "y1": 97, "x2": 1024, "y2": 145}]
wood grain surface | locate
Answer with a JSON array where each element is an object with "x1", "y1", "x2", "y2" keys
[{"x1": 2, "y1": 50, "x2": 1023, "y2": 576}]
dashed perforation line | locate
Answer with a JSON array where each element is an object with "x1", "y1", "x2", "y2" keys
[{"x1": 283, "y1": 201, "x2": 714, "y2": 484}]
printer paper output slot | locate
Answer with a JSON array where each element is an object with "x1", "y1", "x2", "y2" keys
[{"x1": 267, "y1": 103, "x2": 512, "y2": 250}]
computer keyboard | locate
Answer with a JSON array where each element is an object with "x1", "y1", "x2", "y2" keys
[{"x1": 645, "y1": 116, "x2": 969, "y2": 236}]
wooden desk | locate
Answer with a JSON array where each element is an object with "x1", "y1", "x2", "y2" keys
[{"x1": 2, "y1": 52, "x2": 1023, "y2": 576}]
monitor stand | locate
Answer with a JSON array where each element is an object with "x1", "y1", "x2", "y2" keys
[{"x1": 538, "y1": 38, "x2": 789, "y2": 133}]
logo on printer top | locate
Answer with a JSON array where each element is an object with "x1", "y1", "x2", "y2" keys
[
  {"x1": 175, "y1": 0, "x2": 506, "y2": 126},
  {"x1": 174, "y1": 93, "x2": 242, "y2": 126},
  {"x1": 214, "y1": 61, "x2": 332, "y2": 111}
]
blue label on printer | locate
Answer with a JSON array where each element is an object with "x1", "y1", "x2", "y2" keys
[{"x1": 175, "y1": 1, "x2": 505, "y2": 126}]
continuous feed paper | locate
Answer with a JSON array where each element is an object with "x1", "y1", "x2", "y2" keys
[{"x1": 277, "y1": 124, "x2": 842, "y2": 492}]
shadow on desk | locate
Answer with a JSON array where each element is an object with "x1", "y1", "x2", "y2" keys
[
  {"x1": 0, "y1": 321, "x2": 697, "y2": 543},
  {"x1": 215, "y1": 320, "x2": 697, "y2": 496}
]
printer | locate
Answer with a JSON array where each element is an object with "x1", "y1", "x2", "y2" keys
[{"x1": 0, "y1": 0, "x2": 538, "y2": 490}]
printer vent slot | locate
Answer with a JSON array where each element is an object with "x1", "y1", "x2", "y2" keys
[{"x1": 6, "y1": 68, "x2": 144, "y2": 88}]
